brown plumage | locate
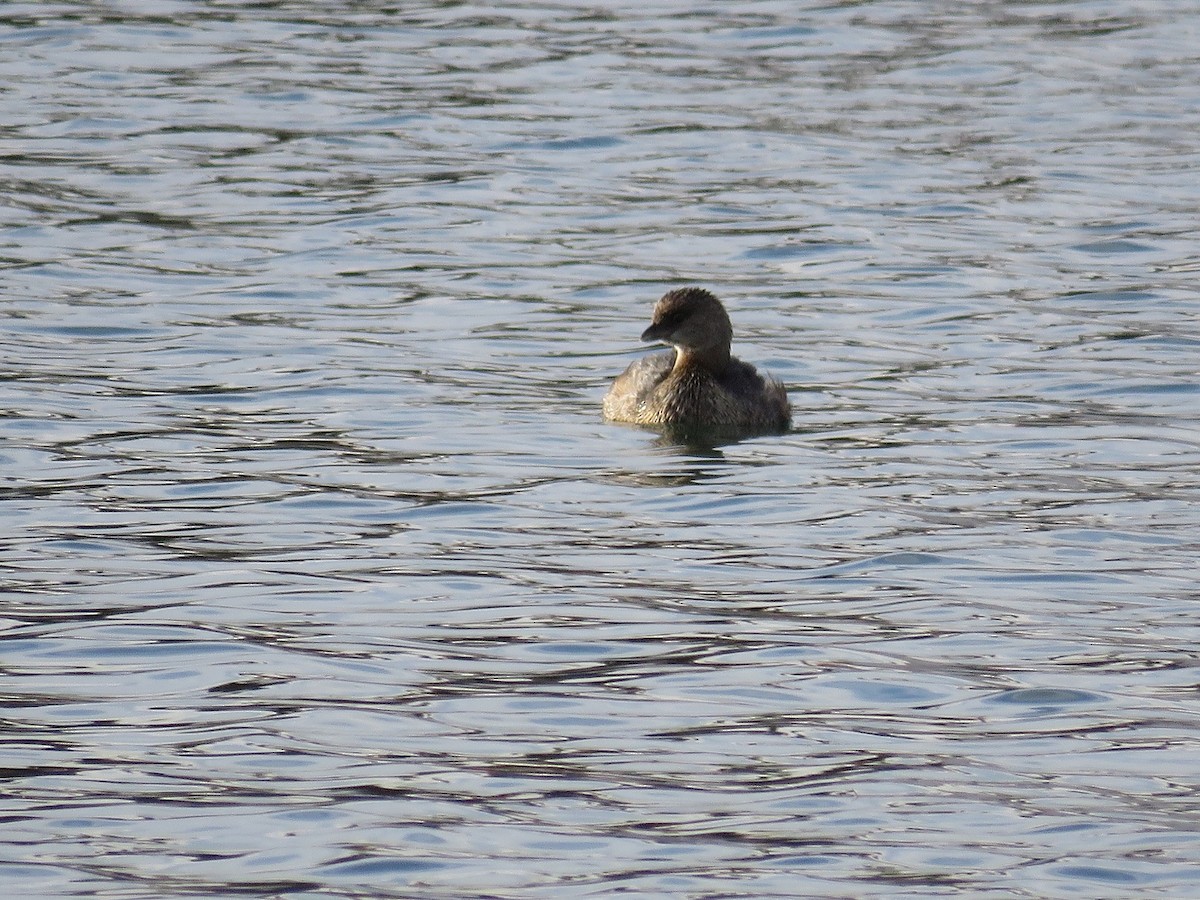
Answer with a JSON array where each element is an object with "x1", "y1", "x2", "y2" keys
[{"x1": 603, "y1": 287, "x2": 790, "y2": 436}]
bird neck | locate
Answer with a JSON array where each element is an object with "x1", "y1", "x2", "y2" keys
[{"x1": 673, "y1": 343, "x2": 730, "y2": 374}]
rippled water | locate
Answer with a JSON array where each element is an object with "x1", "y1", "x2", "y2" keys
[{"x1": 4, "y1": 1, "x2": 1200, "y2": 897}]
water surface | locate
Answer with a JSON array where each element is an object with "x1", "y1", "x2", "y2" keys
[{"x1": 3, "y1": 1, "x2": 1200, "y2": 897}]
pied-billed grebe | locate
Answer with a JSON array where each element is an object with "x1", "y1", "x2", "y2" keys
[{"x1": 603, "y1": 287, "x2": 791, "y2": 435}]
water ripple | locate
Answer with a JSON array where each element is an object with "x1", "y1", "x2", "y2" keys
[{"x1": 4, "y1": 1, "x2": 1200, "y2": 897}]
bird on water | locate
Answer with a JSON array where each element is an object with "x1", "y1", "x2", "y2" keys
[{"x1": 603, "y1": 287, "x2": 790, "y2": 437}]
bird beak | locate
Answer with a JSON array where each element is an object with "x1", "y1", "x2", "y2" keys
[{"x1": 641, "y1": 323, "x2": 667, "y2": 343}]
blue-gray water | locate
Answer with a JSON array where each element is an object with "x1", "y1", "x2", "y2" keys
[{"x1": 3, "y1": 2, "x2": 1200, "y2": 897}]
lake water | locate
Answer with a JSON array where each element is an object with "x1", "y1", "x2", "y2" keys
[{"x1": 3, "y1": 1, "x2": 1200, "y2": 897}]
